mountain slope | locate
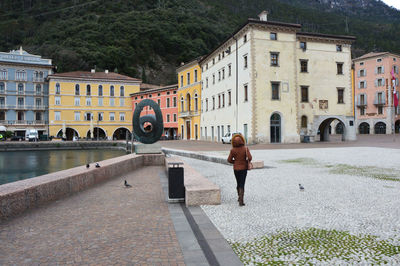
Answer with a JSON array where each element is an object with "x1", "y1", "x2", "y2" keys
[{"x1": 0, "y1": 0, "x2": 399, "y2": 84}]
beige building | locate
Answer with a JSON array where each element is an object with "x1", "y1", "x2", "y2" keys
[{"x1": 200, "y1": 11, "x2": 356, "y2": 143}]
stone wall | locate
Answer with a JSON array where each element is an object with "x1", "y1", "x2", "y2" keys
[
  {"x1": 0, "y1": 153, "x2": 164, "y2": 220},
  {"x1": 0, "y1": 141, "x2": 130, "y2": 152}
]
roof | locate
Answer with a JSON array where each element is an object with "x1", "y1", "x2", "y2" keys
[
  {"x1": 176, "y1": 56, "x2": 204, "y2": 72},
  {"x1": 140, "y1": 83, "x2": 162, "y2": 90},
  {"x1": 48, "y1": 71, "x2": 141, "y2": 82},
  {"x1": 199, "y1": 18, "x2": 302, "y2": 64},
  {"x1": 297, "y1": 32, "x2": 356, "y2": 41},
  {"x1": 130, "y1": 84, "x2": 178, "y2": 97},
  {"x1": 353, "y1": 52, "x2": 396, "y2": 61}
]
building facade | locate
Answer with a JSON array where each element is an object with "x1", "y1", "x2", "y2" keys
[
  {"x1": 353, "y1": 52, "x2": 400, "y2": 134},
  {"x1": 131, "y1": 84, "x2": 178, "y2": 139},
  {"x1": 176, "y1": 59, "x2": 201, "y2": 140},
  {"x1": 0, "y1": 47, "x2": 52, "y2": 137},
  {"x1": 48, "y1": 70, "x2": 141, "y2": 140},
  {"x1": 199, "y1": 12, "x2": 356, "y2": 144}
]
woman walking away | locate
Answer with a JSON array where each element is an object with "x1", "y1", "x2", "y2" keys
[{"x1": 227, "y1": 133, "x2": 252, "y2": 206}]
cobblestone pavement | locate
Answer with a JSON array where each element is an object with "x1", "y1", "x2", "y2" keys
[
  {"x1": 160, "y1": 134, "x2": 400, "y2": 151},
  {"x1": 0, "y1": 166, "x2": 185, "y2": 265}
]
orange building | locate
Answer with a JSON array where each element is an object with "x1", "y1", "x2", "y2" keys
[{"x1": 130, "y1": 84, "x2": 178, "y2": 139}]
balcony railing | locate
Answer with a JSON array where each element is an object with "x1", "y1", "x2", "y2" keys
[
  {"x1": 1, "y1": 105, "x2": 48, "y2": 110},
  {"x1": 356, "y1": 102, "x2": 367, "y2": 108},
  {"x1": 0, "y1": 120, "x2": 47, "y2": 125},
  {"x1": 0, "y1": 90, "x2": 47, "y2": 96},
  {"x1": 33, "y1": 78, "x2": 45, "y2": 82},
  {"x1": 373, "y1": 98, "x2": 386, "y2": 106},
  {"x1": 179, "y1": 110, "x2": 199, "y2": 118}
]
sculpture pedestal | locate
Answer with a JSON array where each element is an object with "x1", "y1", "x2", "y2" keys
[{"x1": 134, "y1": 143, "x2": 162, "y2": 154}]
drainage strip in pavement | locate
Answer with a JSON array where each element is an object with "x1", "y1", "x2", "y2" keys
[{"x1": 159, "y1": 171, "x2": 242, "y2": 266}]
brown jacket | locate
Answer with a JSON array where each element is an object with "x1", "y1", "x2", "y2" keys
[{"x1": 227, "y1": 135, "x2": 252, "y2": 171}]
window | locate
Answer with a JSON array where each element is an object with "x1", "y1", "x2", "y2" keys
[
  {"x1": 360, "y1": 94, "x2": 365, "y2": 105},
  {"x1": 18, "y1": 83, "x2": 24, "y2": 94},
  {"x1": 218, "y1": 71, "x2": 221, "y2": 81},
  {"x1": 244, "y1": 34, "x2": 247, "y2": 43},
  {"x1": 194, "y1": 70, "x2": 198, "y2": 82},
  {"x1": 360, "y1": 81, "x2": 366, "y2": 89},
  {"x1": 16, "y1": 70, "x2": 26, "y2": 81},
  {"x1": 173, "y1": 97, "x2": 177, "y2": 107},
  {"x1": 222, "y1": 93, "x2": 225, "y2": 107},
  {"x1": 35, "y1": 84, "x2": 42, "y2": 95},
  {"x1": 110, "y1": 98, "x2": 115, "y2": 106},
  {"x1": 195, "y1": 94, "x2": 198, "y2": 111},
  {"x1": 360, "y1": 107, "x2": 365, "y2": 116},
  {"x1": 149, "y1": 94, "x2": 152, "y2": 98},
  {"x1": 218, "y1": 95, "x2": 221, "y2": 108},
  {"x1": 167, "y1": 98, "x2": 170, "y2": 108},
  {"x1": 98, "y1": 112, "x2": 103, "y2": 121},
  {"x1": 74, "y1": 112, "x2": 80, "y2": 121},
  {"x1": 35, "y1": 98, "x2": 42, "y2": 107},
  {"x1": 120, "y1": 86, "x2": 124, "y2": 96},
  {"x1": 378, "y1": 106, "x2": 383, "y2": 115},
  {"x1": 300, "y1": 42, "x2": 307, "y2": 50},
  {"x1": 120, "y1": 98, "x2": 125, "y2": 106},
  {"x1": 337, "y1": 63, "x2": 343, "y2": 75},
  {"x1": 206, "y1": 98, "x2": 208, "y2": 111},
  {"x1": 377, "y1": 79, "x2": 384, "y2": 87},
  {"x1": 270, "y1": 32, "x2": 277, "y2": 40},
  {"x1": 0, "y1": 69, "x2": 7, "y2": 80},
  {"x1": 180, "y1": 97, "x2": 184, "y2": 111},
  {"x1": 337, "y1": 88, "x2": 344, "y2": 103},
  {"x1": 55, "y1": 83, "x2": 61, "y2": 94},
  {"x1": 158, "y1": 99, "x2": 161, "y2": 106},
  {"x1": 336, "y1": 45, "x2": 342, "y2": 52},
  {"x1": 180, "y1": 75, "x2": 183, "y2": 87},
  {"x1": 213, "y1": 74, "x2": 215, "y2": 84},
  {"x1": 110, "y1": 86, "x2": 114, "y2": 96},
  {"x1": 360, "y1": 69, "x2": 365, "y2": 77},
  {"x1": 228, "y1": 91, "x2": 231, "y2": 106},
  {"x1": 86, "y1": 84, "x2": 91, "y2": 96},
  {"x1": 0, "y1": 97, "x2": 3, "y2": 108},
  {"x1": 300, "y1": 60, "x2": 308, "y2": 73},
  {"x1": 187, "y1": 73, "x2": 190, "y2": 85},
  {"x1": 301, "y1": 86, "x2": 308, "y2": 102},
  {"x1": 301, "y1": 116, "x2": 307, "y2": 128},
  {"x1": 212, "y1": 96, "x2": 215, "y2": 110},
  {"x1": 75, "y1": 84, "x2": 80, "y2": 95},
  {"x1": 206, "y1": 78, "x2": 209, "y2": 88},
  {"x1": 272, "y1": 82, "x2": 280, "y2": 100},
  {"x1": 222, "y1": 68, "x2": 225, "y2": 79},
  {"x1": 55, "y1": 96, "x2": 61, "y2": 105},
  {"x1": 98, "y1": 85, "x2": 103, "y2": 96},
  {"x1": 98, "y1": 98, "x2": 103, "y2": 106},
  {"x1": 86, "y1": 98, "x2": 91, "y2": 106},
  {"x1": 110, "y1": 112, "x2": 115, "y2": 121},
  {"x1": 166, "y1": 114, "x2": 170, "y2": 122},
  {"x1": 120, "y1": 113, "x2": 125, "y2": 121},
  {"x1": 271, "y1": 53, "x2": 279, "y2": 66},
  {"x1": 0, "y1": 82, "x2": 4, "y2": 93},
  {"x1": 174, "y1": 113, "x2": 177, "y2": 122},
  {"x1": 74, "y1": 97, "x2": 80, "y2": 106},
  {"x1": 377, "y1": 58, "x2": 382, "y2": 62},
  {"x1": 55, "y1": 111, "x2": 61, "y2": 121},
  {"x1": 17, "y1": 97, "x2": 24, "y2": 107},
  {"x1": 244, "y1": 55, "x2": 248, "y2": 68},
  {"x1": 360, "y1": 62, "x2": 364, "y2": 66},
  {"x1": 228, "y1": 64, "x2": 232, "y2": 76},
  {"x1": 35, "y1": 112, "x2": 42, "y2": 121},
  {"x1": 85, "y1": 113, "x2": 92, "y2": 121},
  {"x1": 244, "y1": 84, "x2": 248, "y2": 102},
  {"x1": 377, "y1": 66, "x2": 383, "y2": 74}
]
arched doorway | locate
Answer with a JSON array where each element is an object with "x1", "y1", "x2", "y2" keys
[
  {"x1": 359, "y1": 122, "x2": 370, "y2": 134},
  {"x1": 57, "y1": 127, "x2": 79, "y2": 140},
  {"x1": 318, "y1": 118, "x2": 345, "y2": 142},
  {"x1": 335, "y1": 122, "x2": 344, "y2": 134},
  {"x1": 87, "y1": 127, "x2": 106, "y2": 140},
  {"x1": 374, "y1": 122, "x2": 386, "y2": 134},
  {"x1": 113, "y1": 127, "x2": 131, "y2": 140},
  {"x1": 395, "y1": 120, "x2": 400, "y2": 133},
  {"x1": 270, "y1": 113, "x2": 281, "y2": 143}
]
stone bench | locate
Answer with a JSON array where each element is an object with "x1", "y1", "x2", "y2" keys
[{"x1": 165, "y1": 156, "x2": 221, "y2": 206}]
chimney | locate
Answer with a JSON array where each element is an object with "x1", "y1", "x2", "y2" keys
[
  {"x1": 91, "y1": 69, "x2": 95, "y2": 73},
  {"x1": 105, "y1": 70, "x2": 109, "y2": 74},
  {"x1": 258, "y1": 10, "x2": 268, "y2": 21}
]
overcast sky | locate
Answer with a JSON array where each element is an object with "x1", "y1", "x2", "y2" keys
[{"x1": 381, "y1": 0, "x2": 400, "y2": 9}]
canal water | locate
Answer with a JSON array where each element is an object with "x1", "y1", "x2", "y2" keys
[{"x1": 0, "y1": 149, "x2": 126, "y2": 185}]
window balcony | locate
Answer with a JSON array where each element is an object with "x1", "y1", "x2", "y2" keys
[
  {"x1": 179, "y1": 110, "x2": 199, "y2": 118},
  {"x1": 4, "y1": 120, "x2": 46, "y2": 125},
  {"x1": 373, "y1": 98, "x2": 386, "y2": 106},
  {"x1": 33, "y1": 77, "x2": 44, "y2": 82},
  {"x1": 356, "y1": 102, "x2": 367, "y2": 108}
]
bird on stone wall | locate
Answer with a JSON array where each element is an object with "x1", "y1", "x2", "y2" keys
[
  {"x1": 86, "y1": 164, "x2": 90, "y2": 169},
  {"x1": 299, "y1": 184, "x2": 305, "y2": 191},
  {"x1": 95, "y1": 163, "x2": 100, "y2": 168},
  {"x1": 124, "y1": 180, "x2": 132, "y2": 188}
]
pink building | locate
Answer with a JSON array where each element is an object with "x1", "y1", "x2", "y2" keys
[
  {"x1": 131, "y1": 84, "x2": 178, "y2": 139},
  {"x1": 354, "y1": 52, "x2": 400, "y2": 134}
]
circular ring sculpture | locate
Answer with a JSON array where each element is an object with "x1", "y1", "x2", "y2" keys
[{"x1": 132, "y1": 99, "x2": 164, "y2": 144}]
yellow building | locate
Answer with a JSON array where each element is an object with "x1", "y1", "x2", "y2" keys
[
  {"x1": 177, "y1": 59, "x2": 202, "y2": 140},
  {"x1": 48, "y1": 70, "x2": 141, "y2": 140}
]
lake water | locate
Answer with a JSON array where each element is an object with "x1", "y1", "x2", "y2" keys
[{"x1": 0, "y1": 149, "x2": 126, "y2": 185}]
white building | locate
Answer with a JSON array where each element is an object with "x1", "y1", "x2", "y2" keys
[{"x1": 200, "y1": 11, "x2": 356, "y2": 143}]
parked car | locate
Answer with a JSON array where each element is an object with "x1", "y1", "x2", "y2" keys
[
  {"x1": 10, "y1": 135, "x2": 24, "y2": 141},
  {"x1": 221, "y1": 132, "x2": 241, "y2": 144}
]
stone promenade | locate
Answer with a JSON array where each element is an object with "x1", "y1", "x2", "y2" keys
[{"x1": 0, "y1": 166, "x2": 185, "y2": 265}]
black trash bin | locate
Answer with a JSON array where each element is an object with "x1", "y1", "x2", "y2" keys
[{"x1": 168, "y1": 162, "x2": 185, "y2": 201}]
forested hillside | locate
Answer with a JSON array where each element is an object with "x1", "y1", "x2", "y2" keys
[{"x1": 0, "y1": 0, "x2": 399, "y2": 84}]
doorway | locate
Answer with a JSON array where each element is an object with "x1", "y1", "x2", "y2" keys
[
  {"x1": 270, "y1": 113, "x2": 281, "y2": 143},
  {"x1": 186, "y1": 121, "x2": 191, "y2": 140}
]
